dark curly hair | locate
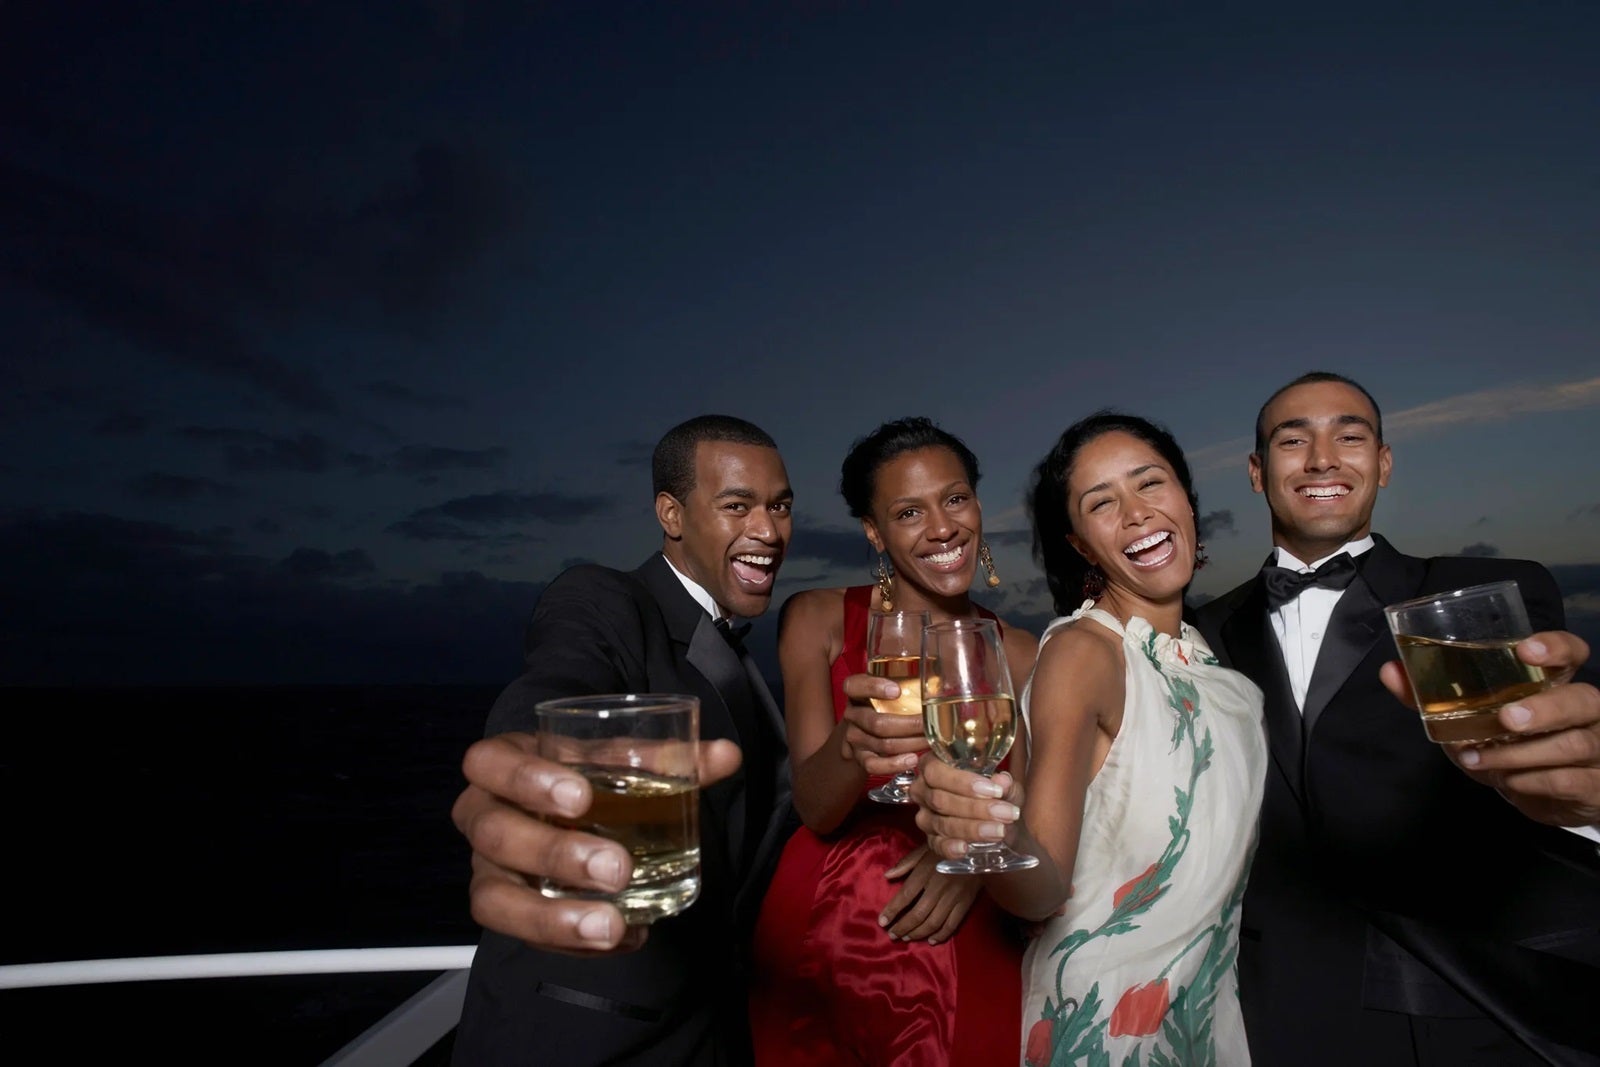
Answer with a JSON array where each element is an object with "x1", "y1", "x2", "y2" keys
[
  {"x1": 1027, "y1": 410, "x2": 1200, "y2": 616},
  {"x1": 838, "y1": 417, "x2": 981, "y2": 519}
]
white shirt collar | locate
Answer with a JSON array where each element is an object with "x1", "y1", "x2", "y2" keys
[
  {"x1": 1273, "y1": 534, "x2": 1375, "y2": 573},
  {"x1": 662, "y1": 554, "x2": 732, "y2": 622}
]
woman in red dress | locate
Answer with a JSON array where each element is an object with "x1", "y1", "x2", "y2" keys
[{"x1": 749, "y1": 417, "x2": 1038, "y2": 1066}]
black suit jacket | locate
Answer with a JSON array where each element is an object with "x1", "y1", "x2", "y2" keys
[
  {"x1": 1193, "y1": 536, "x2": 1600, "y2": 1067},
  {"x1": 453, "y1": 554, "x2": 793, "y2": 1067}
]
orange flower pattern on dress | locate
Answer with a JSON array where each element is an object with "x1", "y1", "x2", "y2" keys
[
  {"x1": 1109, "y1": 979, "x2": 1170, "y2": 1037},
  {"x1": 1112, "y1": 863, "x2": 1162, "y2": 909},
  {"x1": 1024, "y1": 1015, "x2": 1054, "y2": 1067}
]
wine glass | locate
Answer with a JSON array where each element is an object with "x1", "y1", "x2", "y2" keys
[
  {"x1": 865, "y1": 609, "x2": 932, "y2": 804},
  {"x1": 921, "y1": 617, "x2": 1039, "y2": 873}
]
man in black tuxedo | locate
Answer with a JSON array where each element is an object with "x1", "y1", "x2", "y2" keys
[
  {"x1": 450, "y1": 414, "x2": 796, "y2": 1066},
  {"x1": 1193, "y1": 372, "x2": 1600, "y2": 1066}
]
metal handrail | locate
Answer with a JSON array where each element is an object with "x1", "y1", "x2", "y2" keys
[{"x1": 0, "y1": 945, "x2": 479, "y2": 1066}]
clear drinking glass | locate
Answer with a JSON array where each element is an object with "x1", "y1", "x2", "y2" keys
[
  {"x1": 535, "y1": 693, "x2": 701, "y2": 924},
  {"x1": 866, "y1": 609, "x2": 932, "y2": 804},
  {"x1": 1384, "y1": 581, "x2": 1563, "y2": 744},
  {"x1": 921, "y1": 618, "x2": 1039, "y2": 873}
]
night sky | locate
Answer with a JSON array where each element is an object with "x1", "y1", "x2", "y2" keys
[{"x1": 4, "y1": 1, "x2": 1598, "y2": 685}]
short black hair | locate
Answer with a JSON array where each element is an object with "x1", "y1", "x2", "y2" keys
[
  {"x1": 838, "y1": 417, "x2": 981, "y2": 519},
  {"x1": 651, "y1": 415, "x2": 778, "y2": 500},
  {"x1": 1027, "y1": 410, "x2": 1199, "y2": 616},
  {"x1": 1253, "y1": 371, "x2": 1384, "y2": 455}
]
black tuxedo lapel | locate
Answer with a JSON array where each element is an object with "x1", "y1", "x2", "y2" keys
[
  {"x1": 1301, "y1": 578, "x2": 1385, "y2": 738},
  {"x1": 1221, "y1": 576, "x2": 1306, "y2": 802},
  {"x1": 634, "y1": 555, "x2": 745, "y2": 747},
  {"x1": 1304, "y1": 537, "x2": 1427, "y2": 739}
]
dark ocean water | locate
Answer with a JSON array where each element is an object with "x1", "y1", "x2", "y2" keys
[{"x1": 0, "y1": 685, "x2": 500, "y2": 1065}]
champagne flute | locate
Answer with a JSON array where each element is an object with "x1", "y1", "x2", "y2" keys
[
  {"x1": 921, "y1": 617, "x2": 1039, "y2": 873},
  {"x1": 866, "y1": 609, "x2": 932, "y2": 804}
]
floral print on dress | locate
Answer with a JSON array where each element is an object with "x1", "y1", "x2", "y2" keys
[{"x1": 1019, "y1": 604, "x2": 1263, "y2": 1067}]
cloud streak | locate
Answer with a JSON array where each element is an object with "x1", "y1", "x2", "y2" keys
[{"x1": 1187, "y1": 375, "x2": 1600, "y2": 473}]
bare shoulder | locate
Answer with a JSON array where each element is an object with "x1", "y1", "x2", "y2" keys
[
  {"x1": 995, "y1": 615, "x2": 1041, "y2": 677},
  {"x1": 778, "y1": 586, "x2": 848, "y2": 654},
  {"x1": 1033, "y1": 619, "x2": 1124, "y2": 707}
]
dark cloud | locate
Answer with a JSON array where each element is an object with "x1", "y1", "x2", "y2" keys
[
  {"x1": 1198, "y1": 510, "x2": 1236, "y2": 540},
  {"x1": 0, "y1": 159, "x2": 337, "y2": 412},
  {"x1": 1456, "y1": 542, "x2": 1500, "y2": 557},
  {"x1": 615, "y1": 440, "x2": 656, "y2": 469},
  {"x1": 94, "y1": 412, "x2": 150, "y2": 436},
  {"x1": 131, "y1": 472, "x2": 239, "y2": 503},
  {"x1": 1, "y1": 123, "x2": 529, "y2": 410},
  {"x1": 279, "y1": 547, "x2": 378, "y2": 580},
  {"x1": 1470, "y1": 516, "x2": 1492, "y2": 527},
  {"x1": 179, "y1": 427, "x2": 339, "y2": 473},
  {"x1": 1568, "y1": 503, "x2": 1600, "y2": 521},
  {"x1": 253, "y1": 517, "x2": 283, "y2": 536},
  {"x1": 789, "y1": 526, "x2": 871, "y2": 570},
  {"x1": 984, "y1": 528, "x2": 1033, "y2": 548},
  {"x1": 388, "y1": 490, "x2": 612, "y2": 543},
  {"x1": 365, "y1": 379, "x2": 467, "y2": 410},
  {"x1": 1550, "y1": 563, "x2": 1600, "y2": 598},
  {"x1": 559, "y1": 556, "x2": 598, "y2": 569},
  {"x1": 0, "y1": 510, "x2": 542, "y2": 684},
  {"x1": 391, "y1": 445, "x2": 507, "y2": 477}
]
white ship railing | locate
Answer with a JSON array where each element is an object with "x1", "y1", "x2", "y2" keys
[{"x1": 0, "y1": 945, "x2": 478, "y2": 1066}]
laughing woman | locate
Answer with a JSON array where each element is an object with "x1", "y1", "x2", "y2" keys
[
  {"x1": 749, "y1": 417, "x2": 1038, "y2": 1067},
  {"x1": 912, "y1": 411, "x2": 1266, "y2": 1066}
]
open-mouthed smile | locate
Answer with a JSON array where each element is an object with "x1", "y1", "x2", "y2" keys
[
  {"x1": 731, "y1": 552, "x2": 778, "y2": 589},
  {"x1": 1123, "y1": 530, "x2": 1176, "y2": 568}
]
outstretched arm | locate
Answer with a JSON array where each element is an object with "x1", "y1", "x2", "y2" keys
[
  {"x1": 1380, "y1": 629, "x2": 1600, "y2": 830},
  {"x1": 911, "y1": 624, "x2": 1115, "y2": 922}
]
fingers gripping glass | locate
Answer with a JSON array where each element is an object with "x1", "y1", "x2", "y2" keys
[
  {"x1": 921, "y1": 618, "x2": 1039, "y2": 874},
  {"x1": 866, "y1": 610, "x2": 932, "y2": 804}
]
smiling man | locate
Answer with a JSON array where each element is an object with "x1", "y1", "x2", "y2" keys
[
  {"x1": 1193, "y1": 372, "x2": 1600, "y2": 1066},
  {"x1": 451, "y1": 414, "x2": 796, "y2": 1067}
]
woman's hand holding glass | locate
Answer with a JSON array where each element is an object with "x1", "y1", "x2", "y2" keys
[
  {"x1": 914, "y1": 618, "x2": 1039, "y2": 874},
  {"x1": 836, "y1": 671, "x2": 928, "y2": 780}
]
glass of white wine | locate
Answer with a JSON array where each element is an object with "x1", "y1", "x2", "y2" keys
[
  {"x1": 866, "y1": 609, "x2": 932, "y2": 804},
  {"x1": 921, "y1": 618, "x2": 1039, "y2": 874}
]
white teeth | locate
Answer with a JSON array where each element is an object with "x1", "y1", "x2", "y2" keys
[
  {"x1": 735, "y1": 554, "x2": 774, "y2": 565},
  {"x1": 1300, "y1": 486, "x2": 1349, "y2": 499},
  {"x1": 923, "y1": 546, "x2": 963, "y2": 565},
  {"x1": 1124, "y1": 531, "x2": 1170, "y2": 555}
]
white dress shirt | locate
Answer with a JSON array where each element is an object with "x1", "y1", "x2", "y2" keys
[
  {"x1": 663, "y1": 555, "x2": 730, "y2": 623},
  {"x1": 1267, "y1": 535, "x2": 1375, "y2": 712}
]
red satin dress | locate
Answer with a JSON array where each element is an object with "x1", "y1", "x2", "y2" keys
[{"x1": 748, "y1": 586, "x2": 1024, "y2": 1067}]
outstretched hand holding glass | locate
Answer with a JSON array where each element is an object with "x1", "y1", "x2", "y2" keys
[{"x1": 921, "y1": 618, "x2": 1039, "y2": 874}]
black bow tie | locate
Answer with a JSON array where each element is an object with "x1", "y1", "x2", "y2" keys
[
  {"x1": 1262, "y1": 552, "x2": 1359, "y2": 609},
  {"x1": 715, "y1": 617, "x2": 752, "y2": 649}
]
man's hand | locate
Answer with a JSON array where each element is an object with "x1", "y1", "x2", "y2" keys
[
  {"x1": 452, "y1": 731, "x2": 743, "y2": 953},
  {"x1": 837, "y1": 672, "x2": 927, "y2": 778},
  {"x1": 908, "y1": 757, "x2": 1024, "y2": 861},
  {"x1": 1380, "y1": 630, "x2": 1600, "y2": 827}
]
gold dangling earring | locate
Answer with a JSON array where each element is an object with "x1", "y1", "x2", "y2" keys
[
  {"x1": 979, "y1": 541, "x2": 1001, "y2": 588},
  {"x1": 876, "y1": 555, "x2": 895, "y2": 611}
]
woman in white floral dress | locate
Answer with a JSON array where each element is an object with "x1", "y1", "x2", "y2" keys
[{"x1": 912, "y1": 412, "x2": 1265, "y2": 1067}]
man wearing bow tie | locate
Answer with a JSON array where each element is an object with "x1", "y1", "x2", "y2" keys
[
  {"x1": 451, "y1": 414, "x2": 797, "y2": 1066},
  {"x1": 1193, "y1": 372, "x2": 1600, "y2": 1066}
]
